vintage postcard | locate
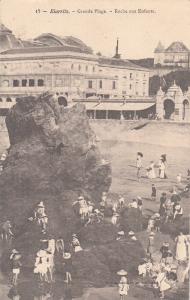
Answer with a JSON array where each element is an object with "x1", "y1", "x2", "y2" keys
[{"x1": 0, "y1": 0, "x2": 189, "y2": 299}]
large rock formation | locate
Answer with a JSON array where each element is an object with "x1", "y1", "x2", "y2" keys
[{"x1": 0, "y1": 92, "x2": 111, "y2": 236}]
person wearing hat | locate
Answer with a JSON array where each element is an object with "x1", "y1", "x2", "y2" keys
[
  {"x1": 71, "y1": 234, "x2": 83, "y2": 252},
  {"x1": 118, "y1": 195, "x2": 125, "y2": 208},
  {"x1": 146, "y1": 161, "x2": 156, "y2": 179},
  {"x1": 136, "y1": 152, "x2": 143, "y2": 181},
  {"x1": 63, "y1": 253, "x2": 72, "y2": 284},
  {"x1": 173, "y1": 203, "x2": 183, "y2": 221},
  {"x1": 128, "y1": 199, "x2": 138, "y2": 209},
  {"x1": 160, "y1": 242, "x2": 170, "y2": 264},
  {"x1": 147, "y1": 232, "x2": 155, "y2": 260},
  {"x1": 116, "y1": 231, "x2": 125, "y2": 241},
  {"x1": 111, "y1": 212, "x2": 119, "y2": 225},
  {"x1": 34, "y1": 249, "x2": 48, "y2": 283},
  {"x1": 78, "y1": 196, "x2": 88, "y2": 220},
  {"x1": 35, "y1": 201, "x2": 45, "y2": 216},
  {"x1": 11, "y1": 251, "x2": 22, "y2": 286},
  {"x1": 117, "y1": 270, "x2": 129, "y2": 300},
  {"x1": 128, "y1": 231, "x2": 137, "y2": 241},
  {"x1": 159, "y1": 158, "x2": 166, "y2": 179}
]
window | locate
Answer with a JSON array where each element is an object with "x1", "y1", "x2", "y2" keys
[
  {"x1": 29, "y1": 79, "x2": 35, "y2": 87},
  {"x1": 130, "y1": 73, "x2": 133, "y2": 79},
  {"x1": 93, "y1": 66, "x2": 95, "y2": 72},
  {"x1": 38, "y1": 79, "x2": 44, "y2": 87},
  {"x1": 99, "y1": 80, "x2": 102, "y2": 89},
  {"x1": 112, "y1": 81, "x2": 116, "y2": 90},
  {"x1": 86, "y1": 65, "x2": 88, "y2": 72},
  {"x1": 71, "y1": 64, "x2": 74, "y2": 70},
  {"x1": 13, "y1": 80, "x2": 19, "y2": 87},
  {"x1": 6, "y1": 97, "x2": 12, "y2": 102},
  {"x1": 22, "y1": 79, "x2": 27, "y2": 87},
  {"x1": 130, "y1": 84, "x2": 132, "y2": 90},
  {"x1": 78, "y1": 65, "x2": 81, "y2": 71},
  {"x1": 0, "y1": 98, "x2": 3, "y2": 102},
  {"x1": 88, "y1": 80, "x2": 93, "y2": 89}
]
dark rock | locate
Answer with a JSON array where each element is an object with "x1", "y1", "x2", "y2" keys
[{"x1": 0, "y1": 92, "x2": 112, "y2": 237}]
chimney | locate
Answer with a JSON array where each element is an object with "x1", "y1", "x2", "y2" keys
[{"x1": 113, "y1": 38, "x2": 121, "y2": 59}]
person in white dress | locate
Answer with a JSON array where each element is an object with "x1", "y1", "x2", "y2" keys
[
  {"x1": 175, "y1": 232, "x2": 188, "y2": 262},
  {"x1": 78, "y1": 196, "x2": 88, "y2": 220},
  {"x1": 136, "y1": 152, "x2": 143, "y2": 181},
  {"x1": 34, "y1": 250, "x2": 48, "y2": 282},
  {"x1": 117, "y1": 270, "x2": 129, "y2": 300},
  {"x1": 156, "y1": 270, "x2": 171, "y2": 299},
  {"x1": 159, "y1": 160, "x2": 166, "y2": 179},
  {"x1": 147, "y1": 161, "x2": 156, "y2": 179}
]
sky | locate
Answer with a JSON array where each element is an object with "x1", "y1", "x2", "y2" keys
[{"x1": 0, "y1": 0, "x2": 190, "y2": 59}]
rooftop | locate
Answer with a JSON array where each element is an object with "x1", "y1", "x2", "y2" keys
[
  {"x1": 99, "y1": 57, "x2": 148, "y2": 70},
  {"x1": 165, "y1": 41, "x2": 189, "y2": 53}
]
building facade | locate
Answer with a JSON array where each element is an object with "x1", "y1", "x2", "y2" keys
[
  {"x1": 0, "y1": 24, "x2": 155, "y2": 119},
  {"x1": 154, "y1": 41, "x2": 190, "y2": 68},
  {"x1": 156, "y1": 82, "x2": 190, "y2": 122}
]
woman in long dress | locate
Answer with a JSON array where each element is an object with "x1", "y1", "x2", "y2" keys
[
  {"x1": 147, "y1": 161, "x2": 156, "y2": 179},
  {"x1": 175, "y1": 232, "x2": 187, "y2": 262},
  {"x1": 159, "y1": 160, "x2": 166, "y2": 179}
]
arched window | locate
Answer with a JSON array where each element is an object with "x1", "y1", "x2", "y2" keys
[
  {"x1": 13, "y1": 80, "x2": 19, "y2": 87},
  {"x1": 6, "y1": 97, "x2": 12, "y2": 102},
  {"x1": 38, "y1": 79, "x2": 44, "y2": 87},
  {"x1": 99, "y1": 80, "x2": 103, "y2": 89}
]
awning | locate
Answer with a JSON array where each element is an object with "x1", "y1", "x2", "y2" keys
[{"x1": 84, "y1": 102, "x2": 155, "y2": 111}]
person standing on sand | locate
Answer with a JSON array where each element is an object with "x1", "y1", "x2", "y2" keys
[
  {"x1": 175, "y1": 232, "x2": 187, "y2": 262},
  {"x1": 147, "y1": 232, "x2": 155, "y2": 260},
  {"x1": 151, "y1": 184, "x2": 157, "y2": 201},
  {"x1": 117, "y1": 270, "x2": 129, "y2": 300},
  {"x1": 136, "y1": 152, "x2": 143, "y2": 181}
]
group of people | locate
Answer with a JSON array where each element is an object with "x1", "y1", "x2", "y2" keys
[
  {"x1": 138, "y1": 230, "x2": 190, "y2": 299},
  {"x1": 136, "y1": 152, "x2": 167, "y2": 181},
  {"x1": 5, "y1": 201, "x2": 84, "y2": 288}
]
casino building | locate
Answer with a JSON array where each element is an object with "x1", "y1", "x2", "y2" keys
[{"x1": 0, "y1": 24, "x2": 155, "y2": 119}]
